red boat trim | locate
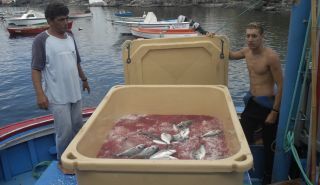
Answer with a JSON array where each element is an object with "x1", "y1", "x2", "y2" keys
[{"x1": 0, "y1": 107, "x2": 95, "y2": 142}]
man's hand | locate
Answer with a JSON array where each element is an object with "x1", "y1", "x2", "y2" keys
[
  {"x1": 82, "y1": 81, "x2": 90, "y2": 94},
  {"x1": 265, "y1": 111, "x2": 278, "y2": 125},
  {"x1": 37, "y1": 93, "x2": 49, "y2": 110}
]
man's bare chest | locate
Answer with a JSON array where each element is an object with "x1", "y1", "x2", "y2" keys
[{"x1": 246, "y1": 56, "x2": 270, "y2": 75}]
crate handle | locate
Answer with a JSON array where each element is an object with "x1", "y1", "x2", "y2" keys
[
  {"x1": 220, "y1": 39, "x2": 224, "y2": 59},
  {"x1": 62, "y1": 152, "x2": 78, "y2": 170},
  {"x1": 232, "y1": 153, "x2": 253, "y2": 172}
]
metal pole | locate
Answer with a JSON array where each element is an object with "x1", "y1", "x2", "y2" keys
[
  {"x1": 310, "y1": 0, "x2": 317, "y2": 183},
  {"x1": 272, "y1": 0, "x2": 311, "y2": 182}
]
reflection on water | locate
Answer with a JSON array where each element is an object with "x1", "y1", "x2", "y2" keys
[{"x1": 0, "y1": 6, "x2": 290, "y2": 126}]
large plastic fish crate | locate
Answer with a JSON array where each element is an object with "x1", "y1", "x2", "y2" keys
[{"x1": 62, "y1": 85, "x2": 252, "y2": 185}]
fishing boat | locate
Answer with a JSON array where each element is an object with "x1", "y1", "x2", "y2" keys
[
  {"x1": 88, "y1": 0, "x2": 106, "y2": 6},
  {"x1": 113, "y1": 20, "x2": 190, "y2": 29},
  {"x1": 114, "y1": 10, "x2": 133, "y2": 17},
  {"x1": 113, "y1": 12, "x2": 189, "y2": 28},
  {"x1": 117, "y1": 12, "x2": 146, "y2": 22},
  {"x1": 0, "y1": 108, "x2": 95, "y2": 185},
  {"x1": 5, "y1": 10, "x2": 47, "y2": 26},
  {"x1": 7, "y1": 21, "x2": 73, "y2": 37},
  {"x1": 131, "y1": 27, "x2": 198, "y2": 38},
  {"x1": 1, "y1": 0, "x2": 319, "y2": 185},
  {"x1": 69, "y1": 12, "x2": 93, "y2": 19},
  {"x1": 111, "y1": 12, "x2": 190, "y2": 33}
]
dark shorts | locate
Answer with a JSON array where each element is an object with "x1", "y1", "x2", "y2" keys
[
  {"x1": 240, "y1": 97, "x2": 278, "y2": 143},
  {"x1": 240, "y1": 96, "x2": 278, "y2": 177}
]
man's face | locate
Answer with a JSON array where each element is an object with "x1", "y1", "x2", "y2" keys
[
  {"x1": 48, "y1": 15, "x2": 69, "y2": 34},
  {"x1": 246, "y1": 28, "x2": 263, "y2": 49}
]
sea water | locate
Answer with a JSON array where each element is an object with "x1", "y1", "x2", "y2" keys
[{"x1": 0, "y1": 6, "x2": 289, "y2": 126}]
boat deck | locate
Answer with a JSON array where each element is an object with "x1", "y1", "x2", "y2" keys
[
  {"x1": 35, "y1": 161, "x2": 76, "y2": 185},
  {"x1": 0, "y1": 171, "x2": 37, "y2": 185}
]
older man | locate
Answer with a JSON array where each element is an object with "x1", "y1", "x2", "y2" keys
[{"x1": 31, "y1": 2, "x2": 90, "y2": 174}]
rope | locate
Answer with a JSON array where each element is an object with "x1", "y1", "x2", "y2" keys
[
  {"x1": 283, "y1": 14, "x2": 311, "y2": 151},
  {"x1": 214, "y1": 0, "x2": 264, "y2": 33},
  {"x1": 282, "y1": 8, "x2": 318, "y2": 184},
  {"x1": 286, "y1": 131, "x2": 313, "y2": 185}
]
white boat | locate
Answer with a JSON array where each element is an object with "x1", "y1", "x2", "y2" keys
[
  {"x1": 5, "y1": 10, "x2": 46, "y2": 26},
  {"x1": 118, "y1": 12, "x2": 146, "y2": 22},
  {"x1": 131, "y1": 27, "x2": 199, "y2": 39},
  {"x1": 113, "y1": 12, "x2": 190, "y2": 30},
  {"x1": 69, "y1": 12, "x2": 93, "y2": 19},
  {"x1": 115, "y1": 20, "x2": 190, "y2": 29},
  {"x1": 89, "y1": 0, "x2": 106, "y2": 6}
]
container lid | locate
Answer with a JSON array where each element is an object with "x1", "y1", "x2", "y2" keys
[{"x1": 122, "y1": 36, "x2": 229, "y2": 85}]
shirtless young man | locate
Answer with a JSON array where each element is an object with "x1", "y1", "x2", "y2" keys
[{"x1": 229, "y1": 22, "x2": 283, "y2": 184}]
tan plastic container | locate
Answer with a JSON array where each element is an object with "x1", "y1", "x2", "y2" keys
[
  {"x1": 122, "y1": 36, "x2": 229, "y2": 85},
  {"x1": 62, "y1": 85, "x2": 253, "y2": 185}
]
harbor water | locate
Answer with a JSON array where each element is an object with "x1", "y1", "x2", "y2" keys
[{"x1": 0, "y1": 6, "x2": 290, "y2": 126}]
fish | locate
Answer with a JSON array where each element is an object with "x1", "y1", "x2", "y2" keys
[
  {"x1": 192, "y1": 144, "x2": 206, "y2": 160},
  {"x1": 150, "y1": 149, "x2": 176, "y2": 159},
  {"x1": 153, "y1": 139, "x2": 168, "y2": 145},
  {"x1": 116, "y1": 144, "x2": 146, "y2": 157},
  {"x1": 152, "y1": 156, "x2": 178, "y2": 160},
  {"x1": 138, "y1": 131, "x2": 160, "y2": 140},
  {"x1": 172, "y1": 128, "x2": 190, "y2": 142},
  {"x1": 134, "y1": 145, "x2": 159, "y2": 158},
  {"x1": 201, "y1": 129, "x2": 222, "y2": 138},
  {"x1": 160, "y1": 133, "x2": 172, "y2": 144},
  {"x1": 173, "y1": 120, "x2": 193, "y2": 131}
]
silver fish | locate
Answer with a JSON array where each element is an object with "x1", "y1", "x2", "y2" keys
[
  {"x1": 152, "y1": 156, "x2": 178, "y2": 160},
  {"x1": 134, "y1": 145, "x2": 159, "y2": 158},
  {"x1": 116, "y1": 144, "x2": 146, "y2": 157},
  {"x1": 173, "y1": 120, "x2": 193, "y2": 131},
  {"x1": 201, "y1": 129, "x2": 222, "y2": 138},
  {"x1": 172, "y1": 128, "x2": 190, "y2": 142},
  {"x1": 138, "y1": 131, "x2": 159, "y2": 140},
  {"x1": 150, "y1": 149, "x2": 176, "y2": 159},
  {"x1": 153, "y1": 139, "x2": 168, "y2": 145},
  {"x1": 192, "y1": 144, "x2": 206, "y2": 160},
  {"x1": 160, "y1": 133, "x2": 172, "y2": 144}
]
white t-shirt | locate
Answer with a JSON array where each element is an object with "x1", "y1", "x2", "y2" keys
[{"x1": 32, "y1": 31, "x2": 82, "y2": 104}]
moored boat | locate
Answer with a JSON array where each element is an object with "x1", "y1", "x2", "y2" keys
[
  {"x1": 0, "y1": 108, "x2": 95, "y2": 184},
  {"x1": 7, "y1": 21, "x2": 73, "y2": 37},
  {"x1": 113, "y1": 20, "x2": 190, "y2": 29},
  {"x1": 111, "y1": 12, "x2": 190, "y2": 34},
  {"x1": 69, "y1": 11, "x2": 93, "y2": 19},
  {"x1": 114, "y1": 10, "x2": 133, "y2": 17},
  {"x1": 5, "y1": 10, "x2": 47, "y2": 26},
  {"x1": 118, "y1": 12, "x2": 146, "y2": 22},
  {"x1": 131, "y1": 27, "x2": 198, "y2": 39},
  {"x1": 89, "y1": 0, "x2": 107, "y2": 6},
  {"x1": 0, "y1": 0, "x2": 318, "y2": 184}
]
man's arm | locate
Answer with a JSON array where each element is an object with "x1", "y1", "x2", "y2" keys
[
  {"x1": 77, "y1": 63, "x2": 90, "y2": 93},
  {"x1": 265, "y1": 52, "x2": 283, "y2": 124},
  {"x1": 270, "y1": 53, "x2": 283, "y2": 111},
  {"x1": 32, "y1": 69, "x2": 49, "y2": 110},
  {"x1": 229, "y1": 48, "x2": 246, "y2": 60}
]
